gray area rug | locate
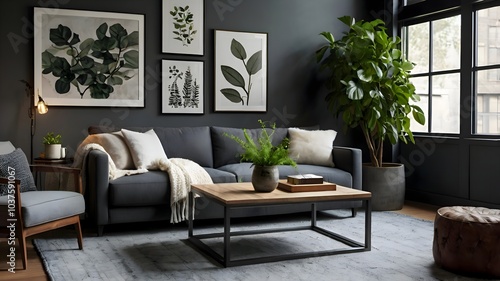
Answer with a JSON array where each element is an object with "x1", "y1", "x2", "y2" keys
[{"x1": 34, "y1": 210, "x2": 492, "y2": 281}]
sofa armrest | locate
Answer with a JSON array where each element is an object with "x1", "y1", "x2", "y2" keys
[
  {"x1": 333, "y1": 146, "x2": 362, "y2": 190},
  {"x1": 86, "y1": 149, "x2": 110, "y2": 226}
]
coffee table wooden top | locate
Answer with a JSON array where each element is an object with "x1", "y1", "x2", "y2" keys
[{"x1": 191, "y1": 181, "x2": 371, "y2": 206}]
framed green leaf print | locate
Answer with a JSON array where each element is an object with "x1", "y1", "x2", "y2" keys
[{"x1": 215, "y1": 30, "x2": 268, "y2": 112}]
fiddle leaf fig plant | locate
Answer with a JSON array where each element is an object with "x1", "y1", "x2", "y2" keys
[
  {"x1": 41, "y1": 23, "x2": 139, "y2": 99},
  {"x1": 316, "y1": 16, "x2": 425, "y2": 167}
]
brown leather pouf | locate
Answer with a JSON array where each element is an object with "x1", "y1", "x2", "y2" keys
[{"x1": 433, "y1": 206, "x2": 500, "y2": 277}]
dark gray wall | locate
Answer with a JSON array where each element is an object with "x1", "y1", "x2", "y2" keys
[{"x1": 0, "y1": 0, "x2": 380, "y2": 160}]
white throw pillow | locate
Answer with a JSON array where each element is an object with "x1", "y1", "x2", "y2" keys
[
  {"x1": 288, "y1": 128, "x2": 337, "y2": 167},
  {"x1": 121, "y1": 129, "x2": 168, "y2": 170},
  {"x1": 82, "y1": 132, "x2": 134, "y2": 170}
]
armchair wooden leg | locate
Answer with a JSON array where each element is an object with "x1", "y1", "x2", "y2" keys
[
  {"x1": 75, "y1": 219, "x2": 83, "y2": 250},
  {"x1": 18, "y1": 233, "x2": 27, "y2": 270}
]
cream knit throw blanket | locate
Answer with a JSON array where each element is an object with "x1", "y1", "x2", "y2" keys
[
  {"x1": 155, "y1": 158, "x2": 213, "y2": 223},
  {"x1": 73, "y1": 143, "x2": 213, "y2": 223}
]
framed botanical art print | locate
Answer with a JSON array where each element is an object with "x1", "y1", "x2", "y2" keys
[
  {"x1": 214, "y1": 30, "x2": 267, "y2": 112},
  {"x1": 162, "y1": 60, "x2": 204, "y2": 114},
  {"x1": 162, "y1": 0, "x2": 204, "y2": 55},
  {"x1": 34, "y1": 7, "x2": 145, "y2": 107}
]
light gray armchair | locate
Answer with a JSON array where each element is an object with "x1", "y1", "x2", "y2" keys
[{"x1": 0, "y1": 141, "x2": 85, "y2": 270}]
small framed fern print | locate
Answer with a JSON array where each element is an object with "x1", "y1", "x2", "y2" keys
[
  {"x1": 162, "y1": 60, "x2": 204, "y2": 114},
  {"x1": 214, "y1": 30, "x2": 268, "y2": 112},
  {"x1": 162, "y1": 0, "x2": 204, "y2": 55}
]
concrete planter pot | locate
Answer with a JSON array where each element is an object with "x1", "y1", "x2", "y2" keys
[
  {"x1": 44, "y1": 144, "x2": 62, "y2": 159},
  {"x1": 362, "y1": 163, "x2": 405, "y2": 211},
  {"x1": 251, "y1": 165, "x2": 279, "y2": 192}
]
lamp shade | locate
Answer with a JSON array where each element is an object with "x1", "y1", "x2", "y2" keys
[{"x1": 37, "y1": 96, "x2": 48, "y2": 114}]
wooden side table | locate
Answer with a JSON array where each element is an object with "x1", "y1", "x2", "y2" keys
[
  {"x1": 33, "y1": 158, "x2": 76, "y2": 190},
  {"x1": 34, "y1": 157, "x2": 74, "y2": 166}
]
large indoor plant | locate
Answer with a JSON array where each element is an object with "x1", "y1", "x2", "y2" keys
[
  {"x1": 225, "y1": 120, "x2": 296, "y2": 192},
  {"x1": 316, "y1": 16, "x2": 425, "y2": 210}
]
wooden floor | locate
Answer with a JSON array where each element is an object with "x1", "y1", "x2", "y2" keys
[{"x1": 0, "y1": 201, "x2": 439, "y2": 281}]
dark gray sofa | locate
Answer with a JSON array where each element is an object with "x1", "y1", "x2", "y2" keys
[{"x1": 84, "y1": 126, "x2": 362, "y2": 235}]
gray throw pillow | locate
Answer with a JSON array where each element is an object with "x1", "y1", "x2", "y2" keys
[{"x1": 0, "y1": 148, "x2": 37, "y2": 196}]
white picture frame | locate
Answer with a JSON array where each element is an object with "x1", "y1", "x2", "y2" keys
[
  {"x1": 34, "y1": 7, "x2": 145, "y2": 107},
  {"x1": 214, "y1": 30, "x2": 268, "y2": 112},
  {"x1": 162, "y1": 60, "x2": 204, "y2": 114},
  {"x1": 162, "y1": 0, "x2": 204, "y2": 55}
]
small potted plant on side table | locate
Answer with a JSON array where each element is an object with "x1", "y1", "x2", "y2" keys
[
  {"x1": 225, "y1": 120, "x2": 296, "y2": 192},
  {"x1": 42, "y1": 132, "x2": 62, "y2": 159}
]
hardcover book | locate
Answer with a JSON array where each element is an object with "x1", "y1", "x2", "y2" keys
[{"x1": 287, "y1": 174, "x2": 324, "y2": 185}]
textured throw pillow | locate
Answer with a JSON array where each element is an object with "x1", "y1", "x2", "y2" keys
[
  {"x1": 0, "y1": 148, "x2": 37, "y2": 196},
  {"x1": 81, "y1": 132, "x2": 134, "y2": 169},
  {"x1": 288, "y1": 128, "x2": 337, "y2": 167},
  {"x1": 121, "y1": 129, "x2": 168, "y2": 170}
]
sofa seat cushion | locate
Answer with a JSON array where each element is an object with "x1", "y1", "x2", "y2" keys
[
  {"x1": 218, "y1": 163, "x2": 353, "y2": 188},
  {"x1": 109, "y1": 171, "x2": 170, "y2": 207},
  {"x1": 0, "y1": 191, "x2": 85, "y2": 227},
  {"x1": 204, "y1": 167, "x2": 237, "y2": 183}
]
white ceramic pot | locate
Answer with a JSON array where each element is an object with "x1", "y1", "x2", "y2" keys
[{"x1": 45, "y1": 144, "x2": 62, "y2": 159}]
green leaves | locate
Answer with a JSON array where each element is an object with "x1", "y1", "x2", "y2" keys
[
  {"x1": 246, "y1": 50, "x2": 262, "y2": 75},
  {"x1": 170, "y1": 5, "x2": 197, "y2": 46},
  {"x1": 42, "y1": 22, "x2": 140, "y2": 99},
  {"x1": 220, "y1": 88, "x2": 244, "y2": 104},
  {"x1": 316, "y1": 16, "x2": 426, "y2": 167},
  {"x1": 221, "y1": 65, "x2": 245, "y2": 87},
  {"x1": 224, "y1": 120, "x2": 296, "y2": 167},
  {"x1": 231, "y1": 39, "x2": 247, "y2": 60},
  {"x1": 220, "y1": 38, "x2": 263, "y2": 106}
]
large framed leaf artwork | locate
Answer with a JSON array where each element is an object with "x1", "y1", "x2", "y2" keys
[
  {"x1": 162, "y1": 0, "x2": 204, "y2": 55},
  {"x1": 214, "y1": 30, "x2": 268, "y2": 112},
  {"x1": 162, "y1": 60, "x2": 204, "y2": 114},
  {"x1": 34, "y1": 8, "x2": 145, "y2": 107}
]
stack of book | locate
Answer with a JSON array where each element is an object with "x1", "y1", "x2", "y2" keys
[{"x1": 277, "y1": 174, "x2": 336, "y2": 192}]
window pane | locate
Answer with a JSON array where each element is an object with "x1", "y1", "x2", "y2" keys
[
  {"x1": 477, "y1": 6, "x2": 500, "y2": 67},
  {"x1": 433, "y1": 16, "x2": 461, "y2": 71},
  {"x1": 407, "y1": 23, "x2": 429, "y2": 74},
  {"x1": 476, "y1": 69, "x2": 500, "y2": 134},
  {"x1": 432, "y1": 74, "x2": 460, "y2": 133},
  {"x1": 410, "y1": 76, "x2": 429, "y2": 132}
]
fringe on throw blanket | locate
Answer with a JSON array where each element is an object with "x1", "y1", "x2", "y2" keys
[
  {"x1": 155, "y1": 158, "x2": 213, "y2": 223},
  {"x1": 73, "y1": 143, "x2": 213, "y2": 224}
]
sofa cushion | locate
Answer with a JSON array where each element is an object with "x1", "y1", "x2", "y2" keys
[
  {"x1": 0, "y1": 191, "x2": 85, "y2": 227},
  {"x1": 0, "y1": 141, "x2": 15, "y2": 155},
  {"x1": 121, "y1": 129, "x2": 168, "y2": 170},
  {"x1": 203, "y1": 168, "x2": 237, "y2": 183},
  {"x1": 154, "y1": 127, "x2": 213, "y2": 168},
  {"x1": 211, "y1": 126, "x2": 288, "y2": 168},
  {"x1": 0, "y1": 148, "x2": 36, "y2": 196},
  {"x1": 79, "y1": 132, "x2": 134, "y2": 169},
  {"x1": 288, "y1": 128, "x2": 337, "y2": 167},
  {"x1": 109, "y1": 171, "x2": 170, "y2": 207}
]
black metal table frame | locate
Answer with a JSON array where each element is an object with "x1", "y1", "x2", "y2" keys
[{"x1": 187, "y1": 191, "x2": 371, "y2": 267}]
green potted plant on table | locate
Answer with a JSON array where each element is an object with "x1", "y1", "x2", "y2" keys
[
  {"x1": 316, "y1": 16, "x2": 425, "y2": 210},
  {"x1": 225, "y1": 120, "x2": 296, "y2": 192},
  {"x1": 42, "y1": 132, "x2": 62, "y2": 159}
]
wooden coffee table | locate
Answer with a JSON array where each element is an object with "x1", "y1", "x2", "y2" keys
[{"x1": 188, "y1": 181, "x2": 372, "y2": 267}]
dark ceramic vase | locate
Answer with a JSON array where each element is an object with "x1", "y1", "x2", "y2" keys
[{"x1": 251, "y1": 165, "x2": 279, "y2": 192}]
